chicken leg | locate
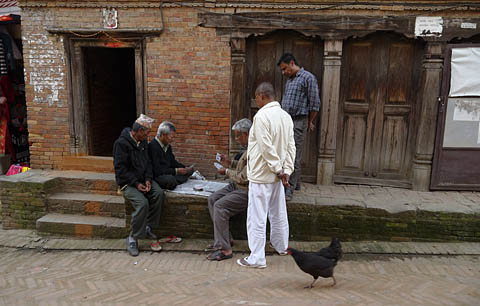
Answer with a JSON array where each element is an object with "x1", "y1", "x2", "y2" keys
[
  {"x1": 331, "y1": 275, "x2": 336, "y2": 287},
  {"x1": 304, "y1": 277, "x2": 318, "y2": 289}
]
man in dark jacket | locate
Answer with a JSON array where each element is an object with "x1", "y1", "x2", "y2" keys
[
  {"x1": 148, "y1": 121, "x2": 193, "y2": 190},
  {"x1": 113, "y1": 114, "x2": 164, "y2": 256}
]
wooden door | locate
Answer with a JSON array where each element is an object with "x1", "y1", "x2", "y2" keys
[
  {"x1": 335, "y1": 33, "x2": 423, "y2": 188},
  {"x1": 246, "y1": 31, "x2": 323, "y2": 183},
  {"x1": 431, "y1": 44, "x2": 480, "y2": 190}
]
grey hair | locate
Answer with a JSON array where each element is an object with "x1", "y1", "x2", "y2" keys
[
  {"x1": 255, "y1": 82, "x2": 275, "y2": 99},
  {"x1": 232, "y1": 118, "x2": 252, "y2": 133},
  {"x1": 156, "y1": 121, "x2": 176, "y2": 137}
]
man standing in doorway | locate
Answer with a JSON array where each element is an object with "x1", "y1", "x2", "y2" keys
[
  {"x1": 113, "y1": 114, "x2": 164, "y2": 256},
  {"x1": 237, "y1": 82, "x2": 296, "y2": 269},
  {"x1": 277, "y1": 53, "x2": 321, "y2": 201}
]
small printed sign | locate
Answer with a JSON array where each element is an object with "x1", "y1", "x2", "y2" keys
[
  {"x1": 415, "y1": 16, "x2": 443, "y2": 37},
  {"x1": 103, "y1": 8, "x2": 118, "y2": 29},
  {"x1": 461, "y1": 22, "x2": 477, "y2": 29}
]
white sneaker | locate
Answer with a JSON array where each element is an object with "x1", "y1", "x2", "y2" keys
[{"x1": 236, "y1": 257, "x2": 267, "y2": 269}]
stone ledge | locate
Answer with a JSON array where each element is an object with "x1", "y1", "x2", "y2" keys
[{"x1": 1, "y1": 170, "x2": 479, "y2": 242}]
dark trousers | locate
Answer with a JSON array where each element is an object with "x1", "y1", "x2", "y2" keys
[
  {"x1": 289, "y1": 117, "x2": 308, "y2": 192},
  {"x1": 207, "y1": 183, "x2": 248, "y2": 250},
  {"x1": 155, "y1": 172, "x2": 191, "y2": 190},
  {"x1": 123, "y1": 181, "x2": 164, "y2": 239}
]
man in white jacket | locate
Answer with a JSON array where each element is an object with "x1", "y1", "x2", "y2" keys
[{"x1": 237, "y1": 82, "x2": 296, "y2": 269}]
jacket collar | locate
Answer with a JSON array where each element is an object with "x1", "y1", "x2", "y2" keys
[{"x1": 260, "y1": 101, "x2": 280, "y2": 110}]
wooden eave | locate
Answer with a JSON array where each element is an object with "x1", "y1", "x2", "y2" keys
[
  {"x1": 46, "y1": 27, "x2": 163, "y2": 37},
  {"x1": 198, "y1": 13, "x2": 480, "y2": 41}
]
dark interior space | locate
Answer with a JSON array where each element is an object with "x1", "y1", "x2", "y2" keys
[{"x1": 83, "y1": 47, "x2": 136, "y2": 156}]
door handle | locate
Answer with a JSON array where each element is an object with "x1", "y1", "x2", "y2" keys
[
  {"x1": 364, "y1": 171, "x2": 369, "y2": 176},
  {"x1": 372, "y1": 172, "x2": 377, "y2": 177},
  {"x1": 438, "y1": 96, "x2": 445, "y2": 113}
]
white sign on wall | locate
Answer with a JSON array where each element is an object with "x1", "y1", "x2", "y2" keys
[
  {"x1": 461, "y1": 22, "x2": 477, "y2": 29},
  {"x1": 415, "y1": 16, "x2": 443, "y2": 37}
]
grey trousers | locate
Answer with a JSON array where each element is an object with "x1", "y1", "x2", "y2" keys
[
  {"x1": 207, "y1": 183, "x2": 248, "y2": 251},
  {"x1": 289, "y1": 117, "x2": 308, "y2": 192},
  {"x1": 123, "y1": 181, "x2": 164, "y2": 239}
]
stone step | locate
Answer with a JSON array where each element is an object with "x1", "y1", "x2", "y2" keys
[
  {"x1": 58, "y1": 156, "x2": 114, "y2": 173},
  {"x1": 47, "y1": 192, "x2": 126, "y2": 218},
  {"x1": 50, "y1": 170, "x2": 119, "y2": 195},
  {"x1": 36, "y1": 213, "x2": 126, "y2": 238}
]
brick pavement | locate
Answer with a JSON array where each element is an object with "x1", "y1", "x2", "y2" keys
[{"x1": 0, "y1": 247, "x2": 479, "y2": 306}]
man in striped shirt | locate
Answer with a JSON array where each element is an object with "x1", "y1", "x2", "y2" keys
[{"x1": 277, "y1": 53, "x2": 321, "y2": 201}]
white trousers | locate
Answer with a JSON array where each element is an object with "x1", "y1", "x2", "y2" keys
[{"x1": 246, "y1": 180, "x2": 289, "y2": 266}]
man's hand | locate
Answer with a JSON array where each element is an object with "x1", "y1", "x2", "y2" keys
[
  {"x1": 220, "y1": 154, "x2": 230, "y2": 167},
  {"x1": 277, "y1": 171, "x2": 290, "y2": 187},
  {"x1": 145, "y1": 181, "x2": 151, "y2": 192},
  {"x1": 177, "y1": 167, "x2": 189, "y2": 175},
  {"x1": 217, "y1": 167, "x2": 226, "y2": 175},
  {"x1": 308, "y1": 121, "x2": 315, "y2": 132},
  {"x1": 137, "y1": 183, "x2": 147, "y2": 192}
]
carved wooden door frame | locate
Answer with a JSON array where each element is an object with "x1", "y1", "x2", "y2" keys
[
  {"x1": 65, "y1": 37, "x2": 146, "y2": 155},
  {"x1": 431, "y1": 43, "x2": 480, "y2": 190}
]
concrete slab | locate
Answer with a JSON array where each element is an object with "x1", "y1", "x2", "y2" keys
[
  {"x1": 417, "y1": 202, "x2": 475, "y2": 214},
  {"x1": 365, "y1": 199, "x2": 418, "y2": 214},
  {"x1": 48, "y1": 192, "x2": 124, "y2": 204},
  {"x1": 37, "y1": 213, "x2": 125, "y2": 227}
]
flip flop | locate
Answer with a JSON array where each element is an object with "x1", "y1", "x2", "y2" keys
[
  {"x1": 206, "y1": 249, "x2": 233, "y2": 261},
  {"x1": 160, "y1": 235, "x2": 182, "y2": 243},
  {"x1": 150, "y1": 241, "x2": 162, "y2": 252},
  {"x1": 205, "y1": 240, "x2": 234, "y2": 252}
]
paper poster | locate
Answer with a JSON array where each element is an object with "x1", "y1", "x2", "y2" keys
[
  {"x1": 415, "y1": 16, "x2": 443, "y2": 37},
  {"x1": 444, "y1": 98, "x2": 480, "y2": 147},
  {"x1": 449, "y1": 47, "x2": 480, "y2": 97}
]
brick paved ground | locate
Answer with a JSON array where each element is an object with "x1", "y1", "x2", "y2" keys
[{"x1": 1, "y1": 247, "x2": 479, "y2": 306}]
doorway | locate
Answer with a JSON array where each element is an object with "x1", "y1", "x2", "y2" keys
[
  {"x1": 335, "y1": 32, "x2": 424, "y2": 188},
  {"x1": 83, "y1": 47, "x2": 136, "y2": 156},
  {"x1": 246, "y1": 30, "x2": 323, "y2": 183}
]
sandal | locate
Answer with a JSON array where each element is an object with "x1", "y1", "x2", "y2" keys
[
  {"x1": 205, "y1": 243, "x2": 217, "y2": 252},
  {"x1": 159, "y1": 235, "x2": 182, "y2": 243},
  {"x1": 206, "y1": 249, "x2": 233, "y2": 261},
  {"x1": 150, "y1": 241, "x2": 162, "y2": 252},
  {"x1": 205, "y1": 240, "x2": 234, "y2": 252}
]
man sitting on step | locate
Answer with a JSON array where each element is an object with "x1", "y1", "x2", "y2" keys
[
  {"x1": 148, "y1": 121, "x2": 194, "y2": 190},
  {"x1": 205, "y1": 118, "x2": 251, "y2": 261},
  {"x1": 113, "y1": 114, "x2": 164, "y2": 257}
]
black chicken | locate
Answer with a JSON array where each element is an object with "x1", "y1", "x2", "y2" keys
[
  {"x1": 287, "y1": 238, "x2": 342, "y2": 288},
  {"x1": 315, "y1": 237, "x2": 343, "y2": 262}
]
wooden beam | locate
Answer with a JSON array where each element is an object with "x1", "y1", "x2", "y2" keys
[{"x1": 199, "y1": 13, "x2": 480, "y2": 41}]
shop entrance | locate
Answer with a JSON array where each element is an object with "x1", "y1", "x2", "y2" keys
[
  {"x1": 68, "y1": 38, "x2": 145, "y2": 161},
  {"x1": 83, "y1": 47, "x2": 136, "y2": 156}
]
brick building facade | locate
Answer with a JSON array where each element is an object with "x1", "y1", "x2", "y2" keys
[{"x1": 19, "y1": 0, "x2": 480, "y2": 190}]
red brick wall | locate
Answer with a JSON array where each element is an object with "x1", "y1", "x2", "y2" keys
[
  {"x1": 20, "y1": 3, "x2": 231, "y2": 177},
  {"x1": 147, "y1": 8, "x2": 231, "y2": 177}
]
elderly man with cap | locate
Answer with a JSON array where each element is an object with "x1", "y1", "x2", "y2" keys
[
  {"x1": 113, "y1": 114, "x2": 164, "y2": 256},
  {"x1": 205, "y1": 118, "x2": 251, "y2": 261}
]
